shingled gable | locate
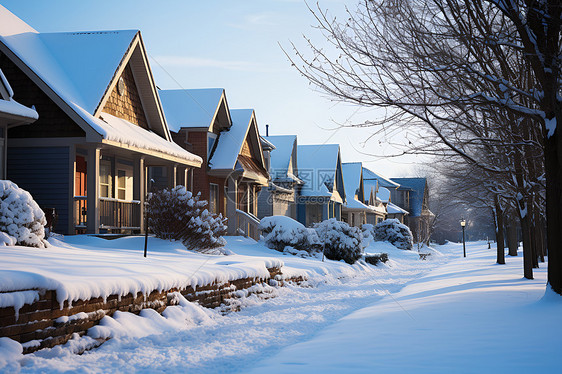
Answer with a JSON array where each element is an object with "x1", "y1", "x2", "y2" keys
[{"x1": 0, "y1": 5, "x2": 200, "y2": 166}]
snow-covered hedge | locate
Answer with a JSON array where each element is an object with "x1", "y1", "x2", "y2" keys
[
  {"x1": 0, "y1": 180, "x2": 47, "y2": 248},
  {"x1": 314, "y1": 218, "x2": 363, "y2": 264},
  {"x1": 147, "y1": 186, "x2": 227, "y2": 252},
  {"x1": 259, "y1": 215, "x2": 321, "y2": 254},
  {"x1": 372, "y1": 219, "x2": 413, "y2": 250}
]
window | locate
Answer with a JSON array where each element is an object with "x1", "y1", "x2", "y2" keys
[
  {"x1": 208, "y1": 133, "x2": 218, "y2": 158},
  {"x1": 117, "y1": 170, "x2": 126, "y2": 200},
  {"x1": 209, "y1": 183, "x2": 219, "y2": 214},
  {"x1": 100, "y1": 160, "x2": 112, "y2": 198}
]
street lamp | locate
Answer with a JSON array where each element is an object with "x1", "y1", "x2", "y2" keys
[{"x1": 460, "y1": 219, "x2": 466, "y2": 257}]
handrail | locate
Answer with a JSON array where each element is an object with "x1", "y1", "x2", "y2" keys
[{"x1": 236, "y1": 209, "x2": 260, "y2": 225}]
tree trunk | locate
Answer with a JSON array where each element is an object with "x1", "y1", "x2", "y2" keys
[
  {"x1": 494, "y1": 196, "x2": 505, "y2": 265},
  {"x1": 506, "y1": 217, "x2": 518, "y2": 256},
  {"x1": 545, "y1": 134, "x2": 562, "y2": 292}
]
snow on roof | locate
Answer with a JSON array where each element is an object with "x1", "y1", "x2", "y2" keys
[
  {"x1": 297, "y1": 144, "x2": 340, "y2": 197},
  {"x1": 265, "y1": 135, "x2": 297, "y2": 180},
  {"x1": 159, "y1": 88, "x2": 224, "y2": 132},
  {"x1": 0, "y1": 7, "x2": 201, "y2": 165},
  {"x1": 342, "y1": 162, "x2": 362, "y2": 199},
  {"x1": 96, "y1": 112, "x2": 202, "y2": 164},
  {"x1": 260, "y1": 136, "x2": 276, "y2": 151},
  {"x1": 363, "y1": 179, "x2": 376, "y2": 202},
  {"x1": 0, "y1": 68, "x2": 37, "y2": 120},
  {"x1": 387, "y1": 202, "x2": 409, "y2": 215},
  {"x1": 378, "y1": 186, "x2": 391, "y2": 203},
  {"x1": 209, "y1": 109, "x2": 254, "y2": 170},
  {"x1": 391, "y1": 178, "x2": 427, "y2": 216},
  {"x1": 363, "y1": 167, "x2": 400, "y2": 189}
]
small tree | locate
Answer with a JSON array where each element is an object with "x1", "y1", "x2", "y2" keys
[
  {"x1": 314, "y1": 218, "x2": 362, "y2": 264},
  {"x1": 147, "y1": 186, "x2": 227, "y2": 252},
  {"x1": 373, "y1": 219, "x2": 413, "y2": 251}
]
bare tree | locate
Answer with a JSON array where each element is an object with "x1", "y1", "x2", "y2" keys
[{"x1": 289, "y1": 0, "x2": 559, "y2": 291}]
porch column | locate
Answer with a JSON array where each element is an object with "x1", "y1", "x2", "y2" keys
[
  {"x1": 171, "y1": 164, "x2": 178, "y2": 188},
  {"x1": 227, "y1": 176, "x2": 238, "y2": 235},
  {"x1": 133, "y1": 156, "x2": 145, "y2": 233},
  {"x1": 86, "y1": 147, "x2": 100, "y2": 234},
  {"x1": 67, "y1": 144, "x2": 76, "y2": 235}
]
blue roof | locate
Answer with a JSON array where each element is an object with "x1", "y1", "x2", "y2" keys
[
  {"x1": 159, "y1": 88, "x2": 224, "y2": 132},
  {"x1": 297, "y1": 144, "x2": 340, "y2": 197},
  {"x1": 363, "y1": 167, "x2": 400, "y2": 189},
  {"x1": 391, "y1": 178, "x2": 427, "y2": 216},
  {"x1": 264, "y1": 135, "x2": 297, "y2": 180}
]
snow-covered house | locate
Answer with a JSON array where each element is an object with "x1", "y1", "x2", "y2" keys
[
  {"x1": 0, "y1": 68, "x2": 38, "y2": 179},
  {"x1": 391, "y1": 177, "x2": 434, "y2": 243},
  {"x1": 341, "y1": 162, "x2": 373, "y2": 227},
  {"x1": 296, "y1": 144, "x2": 345, "y2": 226},
  {"x1": 0, "y1": 6, "x2": 202, "y2": 235},
  {"x1": 159, "y1": 88, "x2": 268, "y2": 238},
  {"x1": 257, "y1": 135, "x2": 302, "y2": 220},
  {"x1": 361, "y1": 167, "x2": 390, "y2": 225}
]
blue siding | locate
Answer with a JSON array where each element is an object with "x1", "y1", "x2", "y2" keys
[{"x1": 7, "y1": 147, "x2": 70, "y2": 234}]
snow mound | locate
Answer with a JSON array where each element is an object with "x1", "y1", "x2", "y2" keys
[{"x1": 0, "y1": 180, "x2": 47, "y2": 248}]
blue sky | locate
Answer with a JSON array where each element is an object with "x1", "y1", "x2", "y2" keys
[{"x1": 2, "y1": 0, "x2": 422, "y2": 177}]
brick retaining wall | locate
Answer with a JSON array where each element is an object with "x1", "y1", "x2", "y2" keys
[{"x1": 0, "y1": 266, "x2": 299, "y2": 354}]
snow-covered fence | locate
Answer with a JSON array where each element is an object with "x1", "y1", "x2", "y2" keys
[{"x1": 235, "y1": 209, "x2": 260, "y2": 241}]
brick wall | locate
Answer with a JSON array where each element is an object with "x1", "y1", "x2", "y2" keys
[{"x1": 0, "y1": 266, "x2": 301, "y2": 354}]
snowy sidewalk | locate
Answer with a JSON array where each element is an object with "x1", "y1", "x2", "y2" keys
[{"x1": 248, "y1": 242, "x2": 561, "y2": 373}]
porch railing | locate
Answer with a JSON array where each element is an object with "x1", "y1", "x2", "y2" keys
[
  {"x1": 235, "y1": 209, "x2": 260, "y2": 241},
  {"x1": 73, "y1": 196, "x2": 141, "y2": 231}
]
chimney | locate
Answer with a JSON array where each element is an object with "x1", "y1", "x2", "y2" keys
[{"x1": 265, "y1": 124, "x2": 269, "y2": 137}]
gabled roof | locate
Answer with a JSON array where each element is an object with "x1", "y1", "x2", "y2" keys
[
  {"x1": 0, "y1": 5, "x2": 201, "y2": 166},
  {"x1": 387, "y1": 202, "x2": 409, "y2": 215},
  {"x1": 260, "y1": 136, "x2": 276, "y2": 151},
  {"x1": 208, "y1": 109, "x2": 267, "y2": 184},
  {"x1": 342, "y1": 162, "x2": 362, "y2": 199},
  {"x1": 0, "y1": 68, "x2": 37, "y2": 122},
  {"x1": 377, "y1": 186, "x2": 391, "y2": 203},
  {"x1": 362, "y1": 167, "x2": 400, "y2": 189},
  {"x1": 391, "y1": 177, "x2": 427, "y2": 216},
  {"x1": 297, "y1": 144, "x2": 343, "y2": 199},
  {"x1": 264, "y1": 135, "x2": 298, "y2": 181},
  {"x1": 159, "y1": 88, "x2": 230, "y2": 132}
]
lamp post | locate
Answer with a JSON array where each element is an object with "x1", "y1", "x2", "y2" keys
[{"x1": 461, "y1": 219, "x2": 466, "y2": 257}]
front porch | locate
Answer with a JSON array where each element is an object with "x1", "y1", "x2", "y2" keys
[{"x1": 72, "y1": 145, "x2": 195, "y2": 234}]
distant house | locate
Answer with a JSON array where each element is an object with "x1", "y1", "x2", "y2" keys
[
  {"x1": 342, "y1": 162, "x2": 374, "y2": 227},
  {"x1": 257, "y1": 135, "x2": 302, "y2": 220},
  {"x1": 296, "y1": 144, "x2": 345, "y2": 227},
  {"x1": 0, "y1": 68, "x2": 38, "y2": 178},
  {"x1": 391, "y1": 177, "x2": 434, "y2": 243},
  {"x1": 0, "y1": 6, "x2": 202, "y2": 235},
  {"x1": 361, "y1": 167, "x2": 392, "y2": 225},
  {"x1": 159, "y1": 89, "x2": 268, "y2": 238}
]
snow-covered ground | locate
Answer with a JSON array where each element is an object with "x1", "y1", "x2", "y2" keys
[
  {"x1": 3, "y1": 238, "x2": 558, "y2": 373},
  {"x1": 0, "y1": 235, "x2": 448, "y2": 372}
]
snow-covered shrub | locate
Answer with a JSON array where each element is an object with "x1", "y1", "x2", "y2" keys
[
  {"x1": 0, "y1": 180, "x2": 47, "y2": 248},
  {"x1": 362, "y1": 223, "x2": 374, "y2": 248},
  {"x1": 147, "y1": 186, "x2": 227, "y2": 252},
  {"x1": 259, "y1": 215, "x2": 321, "y2": 254},
  {"x1": 314, "y1": 218, "x2": 362, "y2": 264},
  {"x1": 365, "y1": 253, "x2": 389, "y2": 265},
  {"x1": 372, "y1": 219, "x2": 413, "y2": 250}
]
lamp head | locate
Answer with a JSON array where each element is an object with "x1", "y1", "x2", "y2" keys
[{"x1": 460, "y1": 219, "x2": 466, "y2": 227}]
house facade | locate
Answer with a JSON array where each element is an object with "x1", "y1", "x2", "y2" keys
[
  {"x1": 0, "y1": 6, "x2": 202, "y2": 235},
  {"x1": 257, "y1": 135, "x2": 302, "y2": 220},
  {"x1": 391, "y1": 177, "x2": 434, "y2": 243},
  {"x1": 296, "y1": 144, "x2": 345, "y2": 227},
  {"x1": 159, "y1": 89, "x2": 268, "y2": 239}
]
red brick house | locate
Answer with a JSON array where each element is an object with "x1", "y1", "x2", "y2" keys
[{"x1": 159, "y1": 89, "x2": 268, "y2": 238}]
